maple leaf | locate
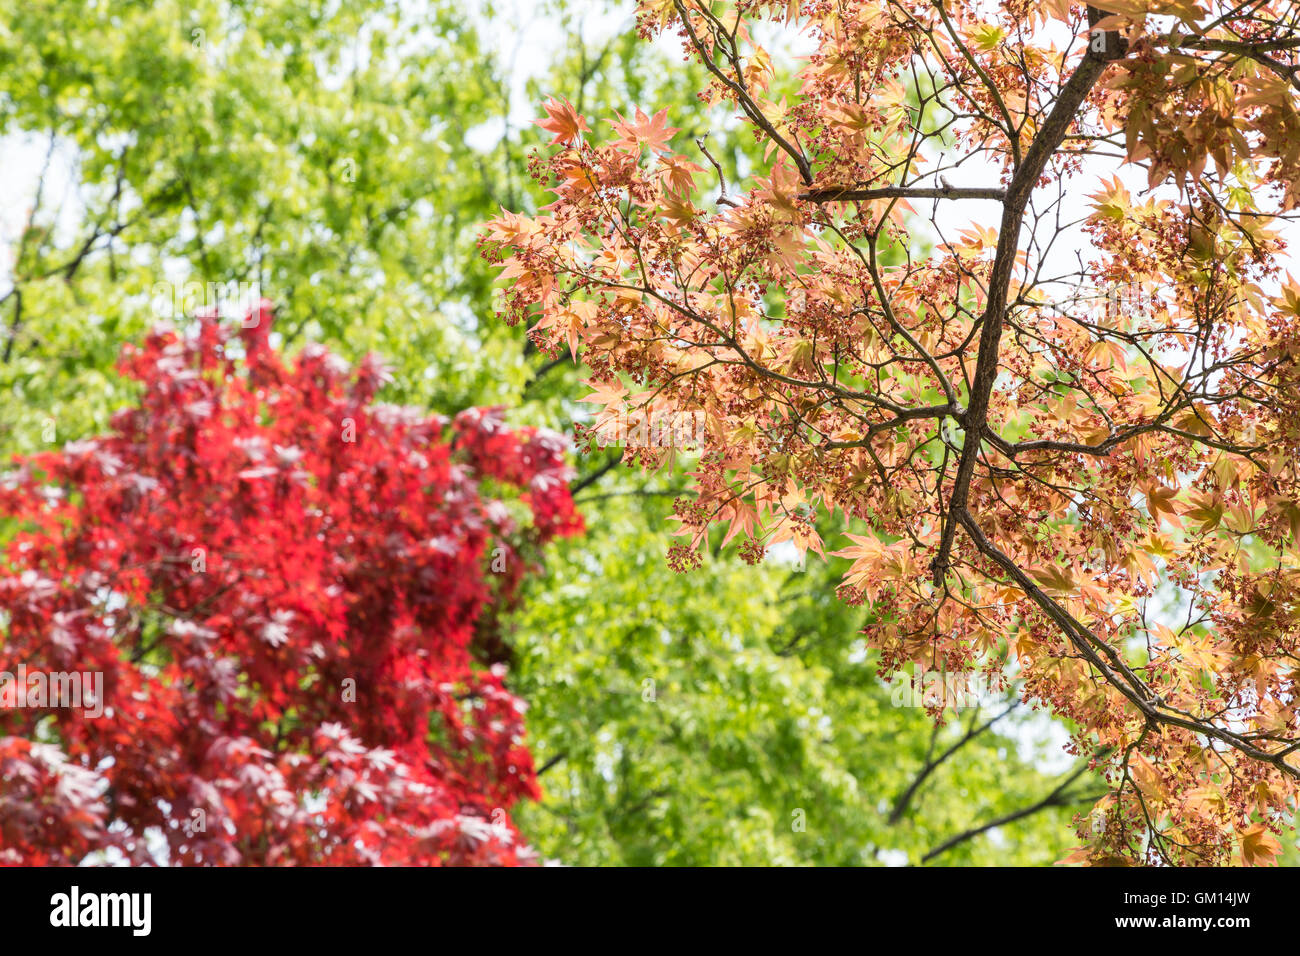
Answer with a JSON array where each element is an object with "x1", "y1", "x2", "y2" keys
[
  {"x1": 660, "y1": 185, "x2": 699, "y2": 227},
  {"x1": 578, "y1": 377, "x2": 629, "y2": 408},
  {"x1": 484, "y1": 207, "x2": 541, "y2": 244},
  {"x1": 1239, "y1": 823, "x2": 1281, "y2": 867},
  {"x1": 610, "y1": 107, "x2": 678, "y2": 155},
  {"x1": 1183, "y1": 787, "x2": 1228, "y2": 821},
  {"x1": 1030, "y1": 562, "x2": 1076, "y2": 597},
  {"x1": 535, "y1": 98, "x2": 591, "y2": 145},
  {"x1": 1183, "y1": 491, "x2": 1224, "y2": 533},
  {"x1": 831, "y1": 532, "x2": 891, "y2": 601},
  {"x1": 658, "y1": 153, "x2": 703, "y2": 195},
  {"x1": 1142, "y1": 481, "x2": 1183, "y2": 529},
  {"x1": 719, "y1": 499, "x2": 759, "y2": 547}
]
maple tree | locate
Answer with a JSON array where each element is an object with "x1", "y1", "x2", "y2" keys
[
  {"x1": 0, "y1": 305, "x2": 580, "y2": 865},
  {"x1": 486, "y1": 0, "x2": 1300, "y2": 865}
]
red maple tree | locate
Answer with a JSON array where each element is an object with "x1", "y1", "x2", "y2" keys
[{"x1": 0, "y1": 305, "x2": 581, "y2": 865}]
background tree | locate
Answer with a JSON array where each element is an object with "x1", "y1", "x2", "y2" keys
[
  {"x1": 0, "y1": 308, "x2": 581, "y2": 864},
  {"x1": 486, "y1": 0, "x2": 1300, "y2": 865}
]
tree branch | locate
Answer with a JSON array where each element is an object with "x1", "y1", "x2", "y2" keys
[
  {"x1": 921, "y1": 758, "x2": 1102, "y2": 864},
  {"x1": 889, "y1": 701, "x2": 1018, "y2": 824},
  {"x1": 800, "y1": 185, "x2": 1007, "y2": 202},
  {"x1": 931, "y1": 8, "x2": 1127, "y2": 585}
]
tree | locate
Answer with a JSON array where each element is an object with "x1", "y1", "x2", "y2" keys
[
  {"x1": 486, "y1": 0, "x2": 1300, "y2": 865},
  {"x1": 511, "y1": 501, "x2": 1099, "y2": 865},
  {"x1": 499, "y1": 4, "x2": 1097, "y2": 866},
  {"x1": 0, "y1": 0, "x2": 532, "y2": 447},
  {"x1": 0, "y1": 307, "x2": 580, "y2": 864}
]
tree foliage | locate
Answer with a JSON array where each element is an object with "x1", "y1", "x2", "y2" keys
[
  {"x1": 513, "y1": 504, "x2": 1095, "y2": 864},
  {"x1": 0, "y1": 308, "x2": 580, "y2": 864}
]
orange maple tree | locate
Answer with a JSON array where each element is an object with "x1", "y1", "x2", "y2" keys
[{"x1": 484, "y1": 0, "x2": 1300, "y2": 865}]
